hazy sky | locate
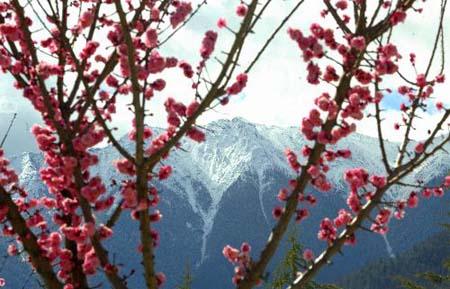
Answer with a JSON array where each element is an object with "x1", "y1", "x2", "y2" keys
[{"x1": 0, "y1": 0, "x2": 449, "y2": 156}]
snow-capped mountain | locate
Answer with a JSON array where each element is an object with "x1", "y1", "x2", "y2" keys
[{"x1": 5, "y1": 117, "x2": 450, "y2": 289}]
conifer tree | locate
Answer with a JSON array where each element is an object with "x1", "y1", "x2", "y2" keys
[{"x1": 266, "y1": 232, "x2": 341, "y2": 289}]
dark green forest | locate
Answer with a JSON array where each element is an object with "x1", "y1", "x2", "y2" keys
[{"x1": 337, "y1": 230, "x2": 450, "y2": 289}]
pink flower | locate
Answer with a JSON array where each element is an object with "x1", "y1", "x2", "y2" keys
[
  {"x1": 422, "y1": 188, "x2": 432, "y2": 198},
  {"x1": 82, "y1": 249, "x2": 100, "y2": 275},
  {"x1": 7, "y1": 244, "x2": 18, "y2": 256},
  {"x1": 416, "y1": 74, "x2": 427, "y2": 87},
  {"x1": 337, "y1": 149, "x2": 351, "y2": 159},
  {"x1": 323, "y1": 65, "x2": 339, "y2": 82},
  {"x1": 147, "y1": 51, "x2": 167, "y2": 74},
  {"x1": 115, "y1": 159, "x2": 136, "y2": 176},
  {"x1": 434, "y1": 187, "x2": 444, "y2": 197},
  {"x1": 436, "y1": 74, "x2": 445, "y2": 83},
  {"x1": 217, "y1": 18, "x2": 227, "y2": 29},
  {"x1": 236, "y1": 4, "x2": 248, "y2": 17},
  {"x1": 370, "y1": 175, "x2": 386, "y2": 188},
  {"x1": 444, "y1": 176, "x2": 450, "y2": 187},
  {"x1": 151, "y1": 7, "x2": 160, "y2": 20},
  {"x1": 307, "y1": 165, "x2": 320, "y2": 178},
  {"x1": 303, "y1": 249, "x2": 314, "y2": 261},
  {"x1": 156, "y1": 272, "x2": 166, "y2": 287},
  {"x1": 0, "y1": 278, "x2": 5, "y2": 287},
  {"x1": 200, "y1": 31, "x2": 218, "y2": 60},
  {"x1": 335, "y1": 0, "x2": 348, "y2": 10},
  {"x1": 347, "y1": 192, "x2": 361, "y2": 213},
  {"x1": 285, "y1": 149, "x2": 301, "y2": 172},
  {"x1": 158, "y1": 166, "x2": 172, "y2": 180},
  {"x1": 226, "y1": 73, "x2": 248, "y2": 95},
  {"x1": 186, "y1": 101, "x2": 200, "y2": 117},
  {"x1": 240, "y1": 242, "x2": 251, "y2": 253},
  {"x1": 371, "y1": 209, "x2": 391, "y2": 234},
  {"x1": 222, "y1": 245, "x2": 240, "y2": 263},
  {"x1": 272, "y1": 206, "x2": 284, "y2": 219},
  {"x1": 318, "y1": 218, "x2": 337, "y2": 242},
  {"x1": 355, "y1": 69, "x2": 372, "y2": 84},
  {"x1": 150, "y1": 210, "x2": 163, "y2": 222},
  {"x1": 390, "y1": 9, "x2": 407, "y2": 26},
  {"x1": 187, "y1": 127, "x2": 206, "y2": 143},
  {"x1": 79, "y1": 11, "x2": 94, "y2": 29},
  {"x1": 407, "y1": 192, "x2": 419, "y2": 208},
  {"x1": 414, "y1": 142, "x2": 425, "y2": 154},
  {"x1": 301, "y1": 145, "x2": 312, "y2": 157},
  {"x1": 97, "y1": 225, "x2": 112, "y2": 240},
  {"x1": 312, "y1": 174, "x2": 332, "y2": 192},
  {"x1": 179, "y1": 61, "x2": 194, "y2": 78},
  {"x1": 170, "y1": 2, "x2": 192, "y2": 28},
  {"x1": 296, "y1": 208, "x2": 309, "y2": 223},
  {"x1": 144, "y1": 28, "x2": 158, "y2": 48},
  {"x1": 307, "y1": 62, "x2": 321, "y2": 84},
  {"x1": 344, "y1": 168, "x2": 369, "y2": 191},
  {"x1": 80, "y1": 41, "x2": 99, "y2": 60},
  {"x1": 334, "y1": 209, "x2": 352, "y2": 227},
  {"x1": 277, "y1": 188, "x2": 289, "y2": 202},
  {"x1": 350, "y1": 36, "x2": 366, "y2": 51},
  {"x1": 306, "y1": 195, "x2": 317, "y2": 206}
]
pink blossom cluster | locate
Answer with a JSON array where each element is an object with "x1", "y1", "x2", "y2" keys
[
  {"x1": 2, "y1": 145, "x2": 116, "y2": 282},
  {"x1": 223, "y1": 243, "x2": 260, "y2": 285},
  {"x1": 179, "y1": 60, "x2": 194, "y2": 78},
  {"x1": 226, "y1": 73, "x2": 248, "y2": 95},
  {"x1": 371, "y1": 209, "x2": 391, "y2": 234},
  {"x1": 344, "y1": 168, "x2": 369, "y2": 191},
  {"x1": 375, "y1": 43, "x2": 400, "y2": 76},
  {"x1": 390, "y1": 9, "x2": 407, "y2": 26},
  {"x1": 334, "y1": 209, "x2": 353, "y2": 227},
  {"x1": 0, "y1": 149, "x2": 18, "y2": 186},
  {"x1": 276, "y1": 181, "x2": 317, "y2": 223},
  {"x1": 318, "y1": 218, "x2": 337, "y2": 243},
  {"x1": 0, "y1": 23, "x2": 21, "y2": 41},
  {"x1": 144, "y1": 28, "x2": 158, "y2": 48},
  {"x1": 80, "y1": 41, "x2": 99, "y2": 60},
  {"x1": 170, "y1": 1, "x2": 193, "y2": 28},
  {"x1": 165, "y1": 97, "x2": 188, "y2": 127},
  {"x1": 200, "y1": 30, "x2": 218, "y2": 60}
]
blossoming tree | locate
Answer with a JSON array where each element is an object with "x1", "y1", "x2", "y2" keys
[{"x1": 0, "y1": 0, "x2": 448, "y2": 289}]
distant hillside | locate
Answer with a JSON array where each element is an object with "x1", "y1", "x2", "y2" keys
[{"x1": 336, "y1": 230, "x2": 450, "y2": 289}]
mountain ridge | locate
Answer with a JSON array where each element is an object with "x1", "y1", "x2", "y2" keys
[{"x1": 4, "y1": 117, "x2": 450, "y2": 288}]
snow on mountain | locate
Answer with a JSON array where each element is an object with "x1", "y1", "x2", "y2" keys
[
  {"x1": 8, "y1": 118, "x2": 443, "y2": 257},
  {"x1": 5, "y1": 117, "x2": 450, "y2": 288}
]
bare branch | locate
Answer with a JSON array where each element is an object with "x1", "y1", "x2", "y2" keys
[{"x1": 0, "y1": 113, "x2": 17, "y2": 148}]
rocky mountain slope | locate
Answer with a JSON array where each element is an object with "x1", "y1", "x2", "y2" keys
[{"x1": 5, "y1": 117, "x2": 450, "y2": 288}]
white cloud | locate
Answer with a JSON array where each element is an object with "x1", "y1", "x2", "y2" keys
[{"x1": 2, "y1": 0, "x2": 449, "y2": 144}]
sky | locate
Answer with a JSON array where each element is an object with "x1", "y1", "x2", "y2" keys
[{"x1": 0, "y1": 0, "x2": 449, "y2": 156}]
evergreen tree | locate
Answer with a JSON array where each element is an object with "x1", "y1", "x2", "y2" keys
[
  {"x1": 266, "y1": 232, "x2": 341, "y2": 289},
  {"x1": 397, "y1": 214, "x2": 450, "y2": 289}
]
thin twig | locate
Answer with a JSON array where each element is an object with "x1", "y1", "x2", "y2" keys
[{"x1": 0, "y1": 113, "x2": 17, "y2": 148}]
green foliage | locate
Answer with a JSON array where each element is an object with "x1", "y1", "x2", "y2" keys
[
  {"x1": 337, "y1": 230, "x2": 450, "y2": 289},
  {"x1": 395, "y1": 277, "x2": 426, "y2": 289},
  {"x1": 395, "y1": 260, "x2": 450, "y2": 289},
  {"x1": 265, "y1": 231, "x2": 341, "y2": 289},
  {"x1": 396, "y1": 215, "x2": 450, "y2": 289}
]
